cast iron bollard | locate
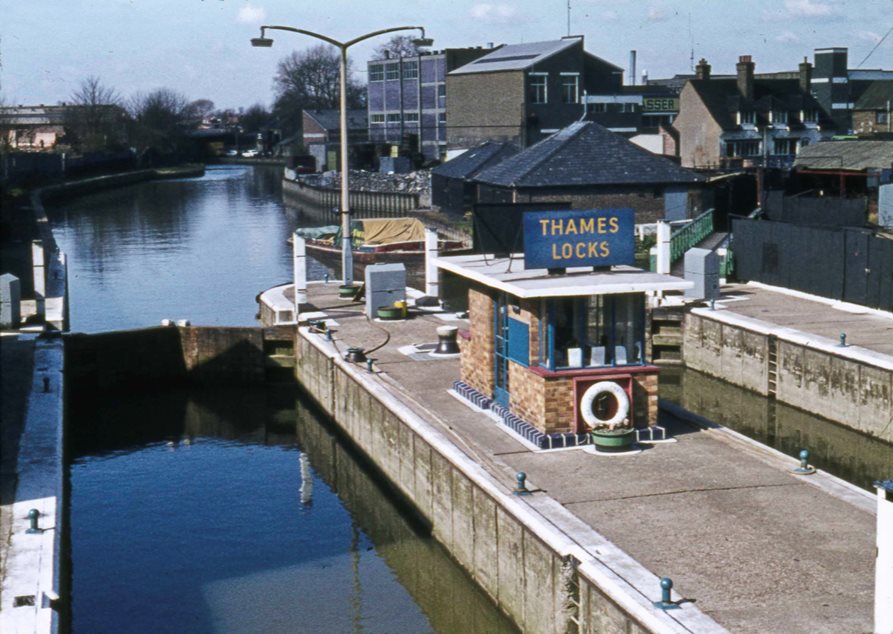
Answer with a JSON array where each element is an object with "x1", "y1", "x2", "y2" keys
[
  {"x1": 366, "y1": 358, "x2": 375, "y2": 373},
  {"x1": 709, "y1": 298, "x2": 716, "y2": 311},
  {"x1": 26, "y1": 508, "x2": 41, "y2": 534},
  {"x1": 839, "y1": 332, "x2": 847, "y2": 347},
  {"x1": 653, "y1": 577, "x2": 680, "y2": 610},
  {"x1": 324, "y1": 273, "x2": 329, "y2": 284},
  {"x1": 513, "y1": 472, "x2": 531, "y2": 496},
  {"x1": 793, "y1": 448, "x2": 816, "y2": 475}
]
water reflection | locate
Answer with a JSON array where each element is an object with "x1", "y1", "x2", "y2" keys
[
  {"x1": 69, "y1": 386, "x2": 516, "y2": 633},
  {"x1": 47, "y1": 166, "x2": 332, "y2": 331},
  {"x1": 660, "y1": 366, "x2": 893, "y2": 491}
]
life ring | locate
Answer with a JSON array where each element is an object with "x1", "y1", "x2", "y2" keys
[{"x1": 580, "y1": 381, "x2": 629, "y2": 430}]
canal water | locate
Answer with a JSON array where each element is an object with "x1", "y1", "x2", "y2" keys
[{"x1": 49, "y1": 166, "x2": 518, "y2": 633}]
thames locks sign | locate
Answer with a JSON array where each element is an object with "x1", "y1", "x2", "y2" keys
[{"x1": 522, "y1": 208, "x2": 635, "y2": 269}]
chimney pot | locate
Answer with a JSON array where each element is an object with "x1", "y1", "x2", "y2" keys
[{"x1": 736, "y1": 55, "x2": 755, "y2": 100}]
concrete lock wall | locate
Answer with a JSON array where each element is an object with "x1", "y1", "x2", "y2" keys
[
  {"x1": 293, "y1": 328, "x2": 671, "y2": 634},
  {"x1": 684, "y1": 311, "x2": 893, "y2": 443}
]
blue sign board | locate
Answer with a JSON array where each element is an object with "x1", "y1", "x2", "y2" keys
[{"x1": 522, "y1": 209, "x2": 635, "y2": 269}]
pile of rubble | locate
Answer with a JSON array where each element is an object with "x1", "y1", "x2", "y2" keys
[{"x1": 302, "y1": 169, "x2": 431, "y2": 201}]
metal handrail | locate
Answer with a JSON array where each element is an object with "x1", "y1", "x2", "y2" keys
[{"x1": 670, "y1": 208, "x2": 714, "y2": 263}]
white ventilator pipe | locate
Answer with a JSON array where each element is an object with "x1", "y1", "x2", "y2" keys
[
  {"x1": 876, "y1": 480, "x2": 893, "y2": 634},
  {"x1": 425, "y1": 226, "x2": 439, "y2": 297},
  {"x1": 32, "y1": 240, "x2": 46, "y2": 320},
  {"x1": 655, "y1": 221, "x2": 672, "y2": 275},
  {"x1": 293, "y1": 232, "x2": 307, "y2": 321}
]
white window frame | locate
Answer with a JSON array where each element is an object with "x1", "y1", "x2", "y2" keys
[
  {"x1": 529, "y1": 72, "x2": 548, "y2": 104},
  {"x1": 404, "y1": 112, "x2": 419, "y2": 123},
  {"x1": 370, "y1": 114, "x2": 385, "y2": 124},
  {"x1": 402, "y1": 60, "x2": 418, "y2": 80},
  {"x1": 386, "y1": 113, "x2": 401, "y2": 123},
  {"x1": 385, "y1": 62, "x2": 400, "y2": 81},
  {"x1": 559, "y1": 73, "x2": 580, "y2": 104},
  {"x1": 369, "y1": 64, "x2": 384, "y2": 82}
]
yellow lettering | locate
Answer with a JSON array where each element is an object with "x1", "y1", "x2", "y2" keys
[
  {"x1": 609, "y1": 216, "x2": 620, "y2": 233},
  {"x1": 539, "y1": 219, "x2": 550, "y2": 236},
  {"x1": 580, "y1": 218, "x2": 594, "y2": 234},
  {"x1": 550, "y1": 219, "x2": 563, "y2": 235},
  {"x1": 552, "y1": 243, "x2": 562, "y2": 259},
  {"x1": 561, "y1": 243, "x2": 572, "y2": 259},
  {"x1": 600, "y1": 242, "x2": 610, "y2": 257},
  {"x1": 588, "y1": 242, "x2": 600, "y2": 258},
  {"x1": 575, "y1": 242, "x2": 587, "y2": 259},
  {"x1": 566, "y1": 219, "x2": 578, "y2": 235},
  {"x1": 597, "y1": 217, "x2": 607, "y2": 233}
]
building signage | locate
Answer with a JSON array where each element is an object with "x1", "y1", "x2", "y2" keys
[
  {"x1": 522, "y1": 208, "x2": 635, "y2": 269},
  {"x1": 642, "y1": 97, "x2": 679, "y2": 112}
]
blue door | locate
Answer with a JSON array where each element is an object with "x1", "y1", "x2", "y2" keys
[{"x1": 493, "y1": 295, "x2": 510, "y2": 407}]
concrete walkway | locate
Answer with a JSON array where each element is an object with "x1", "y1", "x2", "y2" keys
[
  {"x1": 713, "y1": 282, "x2": 893, "y2": 356},
  {"x1": 302, "y1": 282, "x2": 877, "y2": 634}
]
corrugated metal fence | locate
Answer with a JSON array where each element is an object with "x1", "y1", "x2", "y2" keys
[
  {"x1": 282, "y1": 178, "x2": 420, "y2": 218},
  {"x1": 732, "y1": 217, "x2": 893, "y2": 310}
]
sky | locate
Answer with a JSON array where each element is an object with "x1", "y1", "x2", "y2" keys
[{"x1": 1, "y1": 0, "x2": 891, "y2": 112}]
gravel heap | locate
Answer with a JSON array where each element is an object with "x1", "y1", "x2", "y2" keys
[{"x1": 302, "y1": 169, "x2": 431, "y2": 198}]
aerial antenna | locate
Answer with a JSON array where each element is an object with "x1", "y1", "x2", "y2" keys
[
  {"x1": 567, "y1": 0, "x2": 571, "y2": 37},
  {"x1": 688, "y1": 12, "x2": 694, "y2": 71}
]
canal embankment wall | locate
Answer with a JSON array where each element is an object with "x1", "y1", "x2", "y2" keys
[
  {"x1": 293, "y1": 328, "x2": 722, "y2": 634},
  {"x1": 64, "y1": 324, "x2": 295, "y2": 394},
  {"x1": 683, "y1": 307, "x2": 893, "y2": 444}
]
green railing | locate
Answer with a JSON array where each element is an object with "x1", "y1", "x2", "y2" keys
[
  {"x1": 720, "y1": 245, "x2": 734, "y2": 278},
  {"x1": 670, "y1": 208, "x2": 714, "y2": 264}
]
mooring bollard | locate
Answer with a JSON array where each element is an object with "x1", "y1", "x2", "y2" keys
[
  {"x1": 709, "y1": 298, "x2": 716, "y2": 311},
  {"x1": 366, "y1": 358, "x2": 375, "y2": 373},
  {"x1": 26, "y1": 508, "x2": 41, "y2": 534},
  {"x1": 513, "y1": 472, "x2": 531, "y2": 496},
  {"x1": 653, "y1": 577, "x2": 680, "y2": 610},
  {"x1": 324, "y1": 273, "x2": 329, "y2": 284},
  {"x1": 325, "y1": 329, "x2": 333, "y2": 341},
  {"x1": 793, "y1": 448, "x2": 816, "y2": 475},
  {"x1": 839, "y1": 332, "x2": 847, "y2": 347}
]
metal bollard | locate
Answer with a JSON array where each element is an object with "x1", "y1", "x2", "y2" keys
[
  {"x1": 366, "y1": 358, "x2": 375, "y2": 373},
  {"x1": 324, "y1": 273, "x2": 329, "y2": 284},
  {"x1": 26, "y1": 508, "x2": 41, "y2": 534},
  {"x1": 653, "y1": 577, "x2": 680, "y2": 610},
  {"x1": 512, "y1": 472, "x2": 531, "y2": 496},
  {"x1": 793, "y1": 448, "x2": 816, "y2": 475},
  {"x1": 838, "y1": 332, "x2": 847, "y2": 347},
  {"x1": 325, "y1": 329, "x2": 333, "y2": 341}
]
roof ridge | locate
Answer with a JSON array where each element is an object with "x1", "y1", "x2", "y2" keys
[{"x1": 510, "y1": 122, "x2": 589, "y2": 186}]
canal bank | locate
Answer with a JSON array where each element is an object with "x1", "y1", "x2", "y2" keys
[{"x1": 286, "y1": 281, "x2": 877, "y2": 634}]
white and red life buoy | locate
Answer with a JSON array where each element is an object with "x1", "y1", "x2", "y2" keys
[{"x1": 580, "y1": 381, "x2": 630, "y2": 430}]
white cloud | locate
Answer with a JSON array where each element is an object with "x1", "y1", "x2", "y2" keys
[
  {"x1": 783, "y1": 0, "x2": 834, "y2": 17},
  {"x1": 602, "y1": 10, "x2": 619, "y2": 22},
  {"x1": 469, "y1": 3, "x2": 517, "y2": 23},
  {"x1": 646, "y1": 5, "x2": 670, "y2": 22},
  {"x1": 857, "y1": 30, "x2": 884, "y2": 44},
  {"x1": 775, "y1": 30, "x2": 800, "y2": 43},
  {"x1": 236, "y1": 3, "x2": 266, "y2": 24}
]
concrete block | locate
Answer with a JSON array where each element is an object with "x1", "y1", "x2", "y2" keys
[
  {"x1": 521, "y1": 532, "x2": 556, "y2": 634},
  {"x1": 450, "y1": 472, "x2": 475, "y2": 570},
  {"x1": 471, "y1": 488, "x2": 498, "y2": 593},
  {"x1": 495, "y1": 507, "x2": 524, "y2": 624},
  {"x1": 0, "y1": 273, "x2": 21, "y2": 328},
  {"x1": 413, "y1": 435, "x2": 433, "y2": 520},
  {"x1": 684, "y1": 248, "x2": 720, "y2": 300},
  {"x1": 365, "y1": 263, "x2": 406, "y2": 318},
  {"x1": 430, "y1": 451, "x2": 454, "y2": 548}
]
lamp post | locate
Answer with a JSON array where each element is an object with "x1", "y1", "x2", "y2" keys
[{"x1": 252, "y1": 25, "x2": 432, "y2": 286}]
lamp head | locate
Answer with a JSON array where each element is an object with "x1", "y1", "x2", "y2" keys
[
  {"x1": 251, "y1": 28, "x2": 273, "y2": 47},
  {"x1": 413, "y1": 36, "x2": 434, "y2": 48}
]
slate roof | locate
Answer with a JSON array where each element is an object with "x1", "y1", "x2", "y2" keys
[
  {"x1": 474, "y1": 121, "x2": 703, "y2": 188},
  {"x1": 855, "y1": 81, "x2": 893, "y2": 110},
  {"x1": 431, "y1": 141, "x2": 519, "y2": 180},
  {"x1": 794, "y1": 140, "x2": 893, "y2": 171},
  {"x1": 303, "y1": 109, "x2": 367, "y2": 132},
  {"x1": 449, "y1": 38, "x2": 608, "y2": 75},
  {"x1": 686, "y1": 78, "x2": 833, "y2": 131}
]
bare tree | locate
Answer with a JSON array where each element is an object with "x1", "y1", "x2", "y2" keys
[
  {"x1": 127, "y1": 88, "x2": 193, "y2": 156},
  {"x1": 184, "y1": 99, "x2": 215, "y2": 127},
  {"x1": 372, "y1": 35, "x2": 421, "y2": 60},
  {"x1": 239, "y1": 103, "x2": 272, "y2": 134},
  {"x1": 64, "y1": 76, "x2": 126, "y2": 152},
  {"x1": 272, "y1": 44, "x2": 365, "y2": 137}
]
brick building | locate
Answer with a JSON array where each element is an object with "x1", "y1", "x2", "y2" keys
[
  {"x1": 301, "y1": 109, "x2": 369, "y2": 172},
  {"x1": 446, "y1": 36, "x2": 623, "y2": 151},
  {"x1": 472, "y1": 121, "x2": 704, "y2": 223},
  {"x1": 673, "y1": 55, "x2": 836, "y2": 170},
  {"x1": 435, "y1": 214, "x2": 691, "y2": 450}
]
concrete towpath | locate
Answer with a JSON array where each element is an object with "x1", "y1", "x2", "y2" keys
[{"x1": 301, "y1": 281, "x2": 877, "y2": 634}]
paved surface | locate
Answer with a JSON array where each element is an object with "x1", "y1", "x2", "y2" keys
[
  {"x1": 715, "y1": 282, "x2": 893, "y2": 356},
  {"x1": 0, "y1": 335, "x2": 34, "y2": 606},
  {"x1": 304, "y1": 282, "x2": 877, "y2": 634}
]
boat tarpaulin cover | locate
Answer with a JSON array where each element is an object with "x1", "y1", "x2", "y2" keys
[{"x1": 361, "y1": 218, "x2": 426, "y2": 245}]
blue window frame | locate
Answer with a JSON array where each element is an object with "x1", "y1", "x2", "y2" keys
[{"x1": 542, "y1": 294, "x2": 646, "y2": 370}]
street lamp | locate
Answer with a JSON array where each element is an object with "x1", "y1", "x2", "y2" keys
[{"x1": 252, "y1": 25, "x2": 432, "y2": 286}]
